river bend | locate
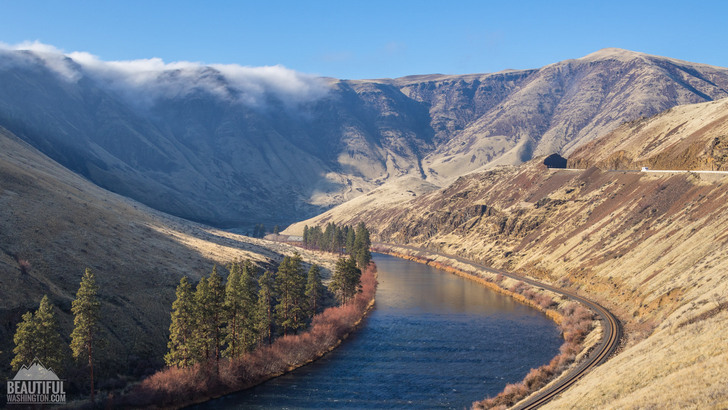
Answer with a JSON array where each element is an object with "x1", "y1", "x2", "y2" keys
[{"x1": 203, "y1": 253, "x2": 562, "y2": 409}]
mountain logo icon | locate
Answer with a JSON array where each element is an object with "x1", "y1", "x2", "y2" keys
[{"x1": 12, "y1": 358, "x2": 60, "y2": 381}]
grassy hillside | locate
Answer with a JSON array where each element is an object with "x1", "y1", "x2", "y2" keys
[
  {"x1": 569, "y1": 97, "x2": 728, "y2": 171},
  {"x1": 289, "y1": 160, "x2": 728, "y2": 408},
  {"x1": 0, "y1": 126, "x2": 336, "y2": 385}
]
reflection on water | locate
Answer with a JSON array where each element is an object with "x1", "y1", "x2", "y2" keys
[{"x1": 201, "y1": 253, "x2": 562, "y2": 409}]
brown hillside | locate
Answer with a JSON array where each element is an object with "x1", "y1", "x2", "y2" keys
[
  {"x1": 569, "y1": 97, "x2": 728, "y2": 171},
  {"x1": 289, "y1": 161, "x2": 728, "y2": 408},
  {"x1": 0, "y1": 127, "x2": 335, "y2": 381}
]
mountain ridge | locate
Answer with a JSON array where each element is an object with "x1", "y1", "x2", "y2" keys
[{"x1": 2, "y1": 45, "x2": 728, "y2": 228}]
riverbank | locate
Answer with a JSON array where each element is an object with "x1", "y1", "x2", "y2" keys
[
  {"x1": 371, "y1": 244, "x2": 604, "y2": 409},
  {"x1": 112, "y1": 265, "x2": 377, "y2": 409}
]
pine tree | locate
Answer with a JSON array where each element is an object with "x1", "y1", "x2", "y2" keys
[
  {"x1": 223, "y1": 262, "x2": 242, "y2": 359},
  {"x1": 345, "y1": 226, "x2": 356, "y2": 254},
  {"x1": 239, "y1": 261, "x2": 259, "y2": 351},
  {"x1": 354, "y1": 222, "x2": 372, "y2": 269},
  {"x1": 330, "y1": 256, "x2": 362, "y2": 304},
  {"x1": 191, "y1": 276, "x2": 211, "y2": 361},
  {"x1": 12, "y1": 296, "x2": 65, "y2": 372},
  {"x1": 192, "y1": 267, "x2": 226, "y2": 364},
  {"x1": 275, "y1": 253, "x2": 307, "y2": 335},
  {"x1": 11, "y1": 311, "x2": 37, "y2": 371},
  {"x1": 70, "y1": 268, "x2": 101, "y2": 403},
  {"x1": 33, "y1": 295, "x2": 65, "y2": 372},
  {"x1": 223, "y1": 261, "x2": 258, "y2": 358},
  {"x1": 305, "y1": 264, "x2": 324, "y2": 319},
  {"x1": 165, "y1": 277, "x2": 196, "y2": 367},
  {"x1": 356, "y1": 247, "x2": 372, "y2": 271},
  {"x1": 207, "y1": 267, "x2": 226, "y2": 363},
  {"x1": 255, "y1": 271, "x2": 276, "y2": 345}
]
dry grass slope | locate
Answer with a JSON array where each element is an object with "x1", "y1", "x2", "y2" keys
[
  {"x1": 294, "y1": 160, "x2": 728, "y2": 408},
  {"x1": 569, "y1": 97, "x2": 728, "y2": 171},
  {"x1": 0, "y1": 127, "x2": 337, "y2": 383}
]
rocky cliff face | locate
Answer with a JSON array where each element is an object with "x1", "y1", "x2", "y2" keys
[{"x1": 1, "y1": 47, "x2": 727, "y2": 228}]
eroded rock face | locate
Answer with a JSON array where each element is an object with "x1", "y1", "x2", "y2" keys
[{"x1": 2, "y1": 48, "x2": 728, "y2": 228}]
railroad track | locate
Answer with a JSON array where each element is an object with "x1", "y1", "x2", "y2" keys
[{"x1": 374, "y1": 243, "x2": 621, "y2": 409}]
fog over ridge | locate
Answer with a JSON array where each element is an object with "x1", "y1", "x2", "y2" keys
[{"x1": 0, "y1": 41, "x2": 330, "y2": 107}]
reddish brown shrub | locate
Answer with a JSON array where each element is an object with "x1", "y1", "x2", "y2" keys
[{"x1": 17, "y1": 258, "x2": 30, "y2": 275}]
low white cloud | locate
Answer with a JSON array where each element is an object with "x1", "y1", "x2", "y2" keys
[
  {"x1": 0, "y1": 41, "x2": 330, "y2": 107},
  {"x1": 0, "y1": 41, "x2": 83, "y2": 81}
]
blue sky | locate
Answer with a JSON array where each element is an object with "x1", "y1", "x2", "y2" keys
[{"x1": 1, "y1": 0, "x2": 726, "y2": 79}]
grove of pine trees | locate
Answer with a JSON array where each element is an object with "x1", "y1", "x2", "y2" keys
[
  {"x1": 11, "y1": 268, "x2": 103, "y2": 402},
  {"x1": 11, "y1": 295, "x2": 65, "y2": 372},
  {"x1": 302, "y1": 222, "x2": 372, "y2": 269},
  {"x1": 165, "y1": 254, "x2": 325, "y2": 369}
]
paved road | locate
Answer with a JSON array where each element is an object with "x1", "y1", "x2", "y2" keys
[{"x1": 373, "y1": 243, "x2": 622, "y2": 409}]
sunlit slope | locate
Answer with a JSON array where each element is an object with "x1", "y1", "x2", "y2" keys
[
  {"x1": 0, "y1": 126, "x2": 330, "y2": 379},
  {"x1": 291, "y1": 159, "x2": 728, "y2": 407},
  {"x1": 569, "y1": 97, "x2": 728, "y2": 171}
]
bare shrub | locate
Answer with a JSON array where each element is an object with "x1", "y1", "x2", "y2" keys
[{"x1": 17, "y1": 258, "x2": 30, "y2": 275}]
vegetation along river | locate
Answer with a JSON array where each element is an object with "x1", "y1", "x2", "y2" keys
[{"x1": 201, "y1": 253, "x2": 562, "y2": 409}]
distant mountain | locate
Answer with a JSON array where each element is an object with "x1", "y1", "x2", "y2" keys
[{"x1": 1, "y1": 46, "x2": 727, "y2": 227}]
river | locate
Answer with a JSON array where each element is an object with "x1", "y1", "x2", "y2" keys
[{"x1": 201, "y1": 253, "x2": 562, "y2": 409}]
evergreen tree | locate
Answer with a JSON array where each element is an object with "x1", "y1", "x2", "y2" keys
[
  {"x1": 354, "y1": 222, "x2": 372, "y2": 268},
  {"x1": 193, "y1": 267, "x2": 225, "y2": 364},
  {"x1": 223, "y1": 261, "x2": 258, "y2": 358},
  {"x1": 275, "y1": 253, "x2": 307, "y2": 335},
  {"x1": 12, "y1": 295, "x2": 65, "y2": 373},
  {"x1": 273, "y1": 225, "x2": 280, "y2": 235},
  {"x1": 330, "y1": 256, "x2": 362, "y2": 304},
  {"x1": 356, "y1": 247, "x2": 372, "y2": 271},
  {"x1": 165, "y1": 277, "x2": 196, "y2": 368},
  {"x1": 303, "y1": 225, "x2": 309, "y2": 248},
  {"x1": 70, "y1": 268, "x2": 101, "y2": 403},
  {"x1": 11, "y1": 311, "x2": 37, "y2": 371},
  {"x1": 255, "y1": 271, "x2": 276, "y2": 345},
  {"x1": 305, "y1": 264, "x2": 324, "y2": 318},
  {"x1": 311, "y1": 226, "x2": 323, "y2": 250},
  {"x1": 239, "y1": 261, "x2": 259, "y2": 350},
  {"x1": 207, "y1": 267, "x2": 226, "y2": 363},
  {"x1": 345, "y1": 226, "x2": 356, "y2": 254},
  {"x1": 191, "y1": 276, "x2": 211, "y2": 361},
  {"x1": 33, "y1": 295, "x2": 65, "y2": 372}
]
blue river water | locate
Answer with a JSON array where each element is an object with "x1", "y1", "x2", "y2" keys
[{"x1": 201, "y1": 253, "x2": 562, "y2": 409}]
